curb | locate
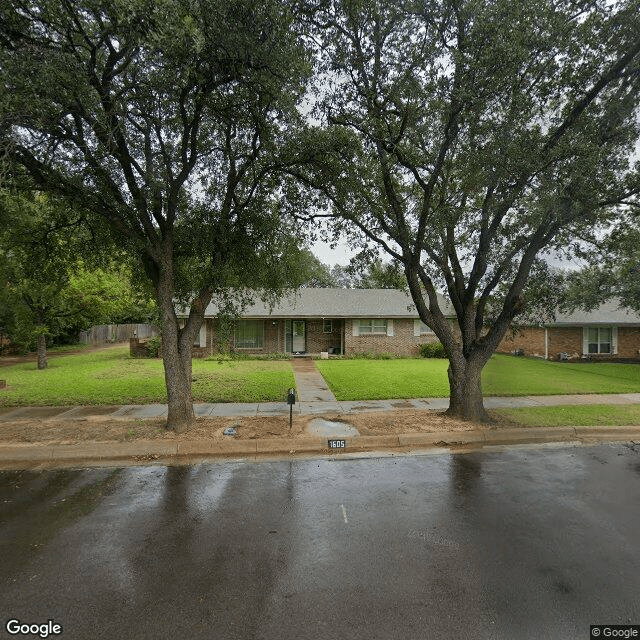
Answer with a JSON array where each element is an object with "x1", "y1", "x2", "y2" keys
[{"x1": 0, "y1": 426, "x2": 639, "y2": 468}]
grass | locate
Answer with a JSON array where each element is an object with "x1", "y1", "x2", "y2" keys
[
  {"x1": 315, "y1": 358, "x2": 451, "y2": 400},
  {"x1": 0, "y1": 346, "x2": 296, "y2": 406},
  {"x1": 493, "y1": 404, "x2": 640, "y2": 428},
  {"x1": 483, "y1": 355, "x2": 640, "y2": 396},
  {"x1": 315, "y1": 354, "x2": 640, "y2": 401},
  {"x1": 1, "y1": 347, "x2": 638, "y2": 407}
]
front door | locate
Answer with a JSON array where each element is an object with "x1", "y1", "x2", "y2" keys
[{"x1": 292, "y1": 320, "x2": 306, "y2": 352}]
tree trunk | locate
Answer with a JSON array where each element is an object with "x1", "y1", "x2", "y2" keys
[
  {"x1": 36, "y1": 333, "x2": 47, "y2": 370},
  {"x1": 162, "y1": 318, "x2": 195, "y2": 433},
  {"x1": 445, "y1": 354, "x2": 492, "y2": 423},
  {"x1": 155, "y1": 251, "x2": 196, "y2": 433}
]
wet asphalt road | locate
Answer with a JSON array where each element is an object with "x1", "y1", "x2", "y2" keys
[{"x1": 1, "y1": 444, "x2": 639, "y2": 640}]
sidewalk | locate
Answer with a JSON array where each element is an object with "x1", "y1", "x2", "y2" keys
[
  {"x1": 2, "y1": 392, "x2": 639, "y2": 421},
  {"x1": 0, "y1": 393, "x2": 639, "y2": 468}
]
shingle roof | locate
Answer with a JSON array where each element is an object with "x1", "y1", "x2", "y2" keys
[
  {"x1": 200, "y1": 288, "x2": 454, "y2": 318},
  {"x1": 548, "y1": 299, "x2": 640, "y2": 326}
]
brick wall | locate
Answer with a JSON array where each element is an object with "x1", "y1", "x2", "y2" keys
[
  {"x1": 548, "y1": 328, "x2": 583, "y2": 359},
  {"x1": 497, "y1": 325, "x2": 640, "y2": 361},
  {"x1": 497, "y1": 327, "x2": 546, "y2": 358},
  {"x1": 497, "y1": 327, "x2": 584, "y2": 360},
  {"x1": 130, "y1": 337, "x2": 155, "y2": 358},
  {"x1": 344, "y1": 318, "x2": 439, "y2": 356},
  {"x1": 616, "y1": 327, "x2": 640, "y2": 358},
  {"x1": 305, "y1": 319, "x2": 344, "y2": 354}
]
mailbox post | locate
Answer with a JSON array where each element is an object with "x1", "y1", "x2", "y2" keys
[{"x1": 287, "y1": 388, "x2": 296, "y2": 431}]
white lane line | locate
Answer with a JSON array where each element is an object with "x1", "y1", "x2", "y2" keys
[{"x1": 341, "y1": 503, "x2": 348, "y2": 524}]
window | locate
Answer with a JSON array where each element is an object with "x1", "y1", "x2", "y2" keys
[
  {"x1": 359, "y1": 319, "x2": 388, "y2": 334},
  {"x1": 419, "y1": 321, "x2": 434, "y2": 335},
  {"x1": 323, "y1": 319, "x2": 333, "y2": 333},
  {"x1": 234, "y1": 320, "x2": 264, "y2": 348},
  {"x1": 587, "y1": 327, "x2": 612, "y2": 354}
]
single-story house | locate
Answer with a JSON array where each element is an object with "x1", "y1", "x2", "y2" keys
[
  {"x1": 178, "y1": 288, "x2": 451, "y2": 357},
  {"x1": 497, "y1": 299, "x2": 640, "y2": 361},
  {"x1": 174, "y1": 289, "x2": 640, "y2": 361}
]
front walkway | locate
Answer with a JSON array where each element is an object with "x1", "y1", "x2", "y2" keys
[
  {"x1": 1, "y1": 393, "x2": 639, "y2": 422},
  {"x1": 290, "y1": 357, "x2": 337, "y2": 402}
]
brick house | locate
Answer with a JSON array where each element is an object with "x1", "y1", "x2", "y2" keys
[
  {"x1": 179, "y1": 288, "x2": 452, "y2": 357},
  {"x1": 497, "y1": 300, "x2": 640, "y2": 361}
]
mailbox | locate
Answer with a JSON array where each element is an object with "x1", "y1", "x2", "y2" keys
[{"x1": 287, "y1": 388, "x2": 296, "y2": 405}]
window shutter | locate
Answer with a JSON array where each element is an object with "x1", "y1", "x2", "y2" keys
[
  {"x1": 387, "y1": 319, "x2": 394, "y2": 337},
  {"x1": 352, "y1": 320, "x2": 359, "y2": 337},
  {"x1": 414, "y1": 319, "x2": 421, "y2": 337},
  {"x1": 612, "y1": 326, "x2": 618, "y2": 354},
  {"x1": 582, "y1": 327, "x2": 589, "y2": 355},
  {"x1": 199, "y1": 323, "x2": 207, "y2": 348}
]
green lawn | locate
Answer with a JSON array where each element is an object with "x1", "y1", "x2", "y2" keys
[
  {"x1": 493, "y1": 404, "x2": 640, "y2": 427},
  {"x1": 0, "y1": 346, "x2": 296, "y2": 406},
  {"x1": 483, "y1": 355, "x2": 640, "y2": 396},
  {"x1": 1, "y1": 348, "x2": 639, "y2": 406},
  {"x1": 315, "y1": 358, "x2": 451, "y2": 400},
  {"x1": 315, "y1": 354, "x2": 640, "y2": 401}
]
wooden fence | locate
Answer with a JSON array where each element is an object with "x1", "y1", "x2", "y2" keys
[{"x1": 79, "y1": 323, "x2": 160, "y2": 346}]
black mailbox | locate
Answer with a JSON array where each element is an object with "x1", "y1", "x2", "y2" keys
[{"x1": 287, "y1": 388, "x2": 296, "y2": 405}]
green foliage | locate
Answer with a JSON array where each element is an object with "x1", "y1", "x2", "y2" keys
[
  {"x1": 341, "y1": 351, "x2": 400, "y2": 359},
  {"x1": 146, "y1": 336, "x2": 162, "y2": 358},
  {"x1": 205, "y1": 351, "x2": 291, "y2": 361},
  {"x1": 558, "y1": 214, "x2": 640, "y2": 314},
  {"x1": 351, "y1": 258, "x2": 407, "y2": 291},
  {"x1": 0, "y1": 0, "x2": 313, "y2": 423},
  {"x1": 293, "y1": 0, "x2": 640, "y2": 404},
  {"x1": 0, "y1": 191, "x2": 157, "y2": 352},
  {"x1": 419, "y1": 342, "x2": 447, "y2": 359}
]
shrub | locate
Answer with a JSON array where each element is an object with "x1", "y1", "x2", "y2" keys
[
  {"x1": 343, "y1": 351, "x2": 405, "y2": 360},
  {"x1": 259, "y1": 352, "x2": 290, "y2": 360},
  {"x1": 146, "y1": 336, "x2": 162, "y2": 358},
  {"x1": 419, "y1": 341, "x2": 447, "y2": 358}
]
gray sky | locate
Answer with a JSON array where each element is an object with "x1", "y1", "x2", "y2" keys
[{"x1": 310, "y1": 237, "x2": 356, "y2": 266}]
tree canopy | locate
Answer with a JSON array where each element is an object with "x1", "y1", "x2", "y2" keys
[
  {"x1": 0, "y1": 192, "x2": 156, "y2": 365},
  {"x1": 0, "y1": 0, "x2": 312, "y2": 429},
  {"x1": 292, "y1": 0, "x2": 640, "y2": 420}
]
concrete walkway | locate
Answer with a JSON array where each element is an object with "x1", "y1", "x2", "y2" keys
[
  {"x1": 0, "y1": 392, "x2": 639, "y2": 421},
  {"x1": 290, "y1": 357, "x2": 337, "y2": 402},
  {"x1": 1, "y1": 393, "x2": 639, "y2": 468}
]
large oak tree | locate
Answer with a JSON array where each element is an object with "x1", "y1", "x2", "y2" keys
[
  {"x1": 0, "y1": 0, "x2": 310, "y2": 430},
  {"x1": 295, "y1": 0, "x2": 640, "y2": 421}
]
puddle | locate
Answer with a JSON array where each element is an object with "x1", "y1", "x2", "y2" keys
[{"x1": 308, "y1": 418, "x2": 360, "y2": 437}]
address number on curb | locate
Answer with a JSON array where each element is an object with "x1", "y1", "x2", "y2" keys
[{"x1": 328, "y1": 439, "x2": 346, "y2": 449}]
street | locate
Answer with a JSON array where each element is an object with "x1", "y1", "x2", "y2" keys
[{"x1": 1, "y1": 443, "x2": 639, "y2": 640}]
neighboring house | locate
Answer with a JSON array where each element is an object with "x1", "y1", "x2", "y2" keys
[
  {"x1": 175, "y1": 290, "x2": 640, "y2": 361},
  {"x1": 178, "y1": 288, "x2": 452, "y2": 357},
  {"x1": 497, "y1": 299, "x2": 640, "y2": 361}
]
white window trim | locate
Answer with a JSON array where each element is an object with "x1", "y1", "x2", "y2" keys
[
  {"x1": 323, "y1": 319, "x2": 333, "y2": 334},
  {"x1": 199, "y1": 323, "x2": 207, "y2": 348},
  {"x1": 583, "y1": 326, "x2": 616, "y2": 355},
  {"x1": 415, "y1": 319, "x2": 434, "y2": 336},
  {"x1": 356, "y1": 319, "x2": 388, "y2": 335}
]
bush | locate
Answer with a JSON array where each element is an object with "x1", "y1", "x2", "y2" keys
[
  {"x1": 146, "y1": 335, "x2": 162, "y2": 358},
  {"x1": 343, "y1": 351, "x2": 407, "y2": 360},
  {"x1": 419, "y1": 341, "x2": 447, "y2": 358}
]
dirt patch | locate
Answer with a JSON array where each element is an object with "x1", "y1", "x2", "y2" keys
[{"x1": 0, "y1": 408, "x2": 516, "y2": 445}]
